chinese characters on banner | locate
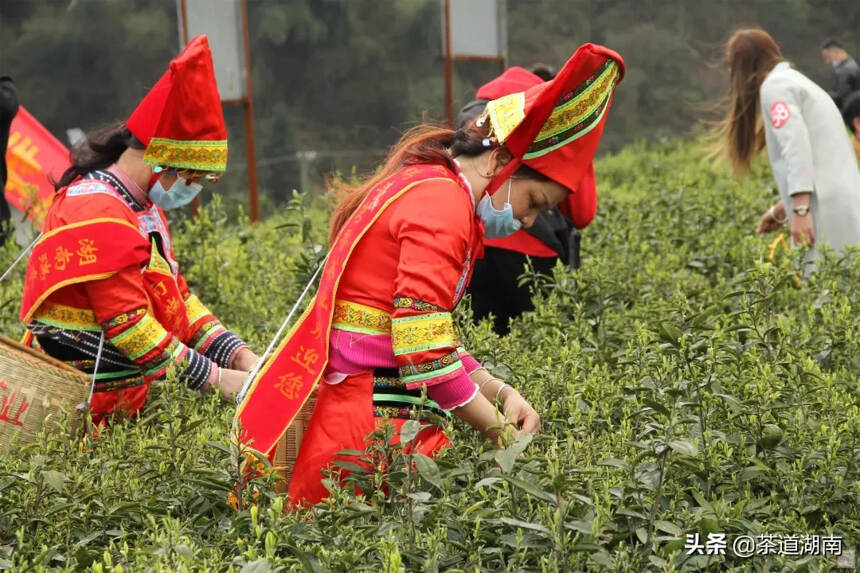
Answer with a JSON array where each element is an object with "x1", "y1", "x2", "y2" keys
[
  {"x1": 0, "y1": 380, "x2": 31, "y2": 427},
  {"x1": 4, "y1": 106, "x2": 70, "y2": 228}
]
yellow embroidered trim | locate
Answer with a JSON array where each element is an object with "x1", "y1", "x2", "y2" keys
[
  {"x1": 104, "y1": 308, "x2": 148, "y2": 330},
  {"x1": 184, "y1": 293, "x2": 210, "y2": 325},
  {"x1": 110, "y1": 313, "x2": 170, "y2": 360},
  {"x1": 391, "y1": 312, "x2": 457, "y2": 355},
  {"x1": 534, "y1": 63, "x2": 619, "y2": 141},
  {"x1": 23, "y1": 271, "x2": 119, "y2": 323},
  {"x1": 148, "y1": 240, "x2": 173, "y2": 275},
  {"x1": 37, "y1": 217, "x2": 140, "y2": 244},
  {"x1": 332, "y1": 299, "x2": 391, "y2": 335},
  {"x1": 486, "y1": 92, "x2": 526, "y2": 144},
  {"x1": 32, "y1": 302, "x2": 100, "y2": 331},
  {"x1": 143, "y1": 137, "x2": 228, "y2": 172}
]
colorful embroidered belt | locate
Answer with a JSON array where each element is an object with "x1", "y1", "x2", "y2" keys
[
  {"x1": 65, "y1": 358, "x2": 146, "y2": 392},
  {"x1": 332, "y1": 299, "x2": 391, "y2": 335},
  {"x1": 371, "y1": 368, "x2": 450, "y2": 427}
]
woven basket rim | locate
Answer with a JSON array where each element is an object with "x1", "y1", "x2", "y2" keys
[{"x1": 0, "y1": 334, "x2": 90, "y2": 380}]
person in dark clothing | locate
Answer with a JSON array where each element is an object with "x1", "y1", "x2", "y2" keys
[
  {"x1": 0, "y1": 75, "x2": 19, "y2": 246},
  {"x1": 460, "y1": 66, "x2": 597, "y2": 335},
  {"x1": 821, "y1": 39, "x2": 860, "y2": 110},
  {"x1": 842, "y1": 91, "x2": 860, "y2": 165}
]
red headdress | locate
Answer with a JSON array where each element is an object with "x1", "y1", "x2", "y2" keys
[
  {"x1": 482, "y1": 44, "x2": 625, "y2": 197},
  {"x1": 476, "y1": 66, "x2": 544, "y2": 100},
  {"x1": 126, "y1": 35, "x2": 228, "y2": 173}
]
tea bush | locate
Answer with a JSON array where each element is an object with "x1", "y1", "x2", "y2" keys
[{"x1": 0, "y1": 139, "x2": 857, "y2": 572}]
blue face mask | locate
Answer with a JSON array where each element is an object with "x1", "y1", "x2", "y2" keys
[
  {"x1": 149, "y1": 173, "x2": 203, "y2": 210},
  {"x1": 476, "y1": 179, "x2": 522, "y2": 239}
]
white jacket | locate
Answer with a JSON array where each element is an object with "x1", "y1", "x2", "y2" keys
[{"x1": 760, "y1": 61, "x2": 860, "y2": 257}]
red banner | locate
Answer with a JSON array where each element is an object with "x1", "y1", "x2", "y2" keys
[
  {"x1": 236, "y1": 164, "x2": 454, "y2": 455},
  {"x1": 4, "y1": 106, "x2": 70, "y2": 227}
]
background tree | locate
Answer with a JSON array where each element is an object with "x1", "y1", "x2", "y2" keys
[{"x1": 0, "y1": 0, "x2": 857, "y2": 212}]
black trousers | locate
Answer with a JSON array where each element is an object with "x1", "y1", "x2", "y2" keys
[
  {"x1": 0, "y1": 193, "x2": 10, "y2": 247},
  {"x1": 467, "y1": 247, "x2": 558, "y2": 335}
]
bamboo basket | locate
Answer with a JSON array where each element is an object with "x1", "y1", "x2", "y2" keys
[
  {"x1": 272, "y1": 390, "x2": 317, "y2": 493},
  {"x1": 0, "y1": 334, "x2": 90, "y2": 450}
]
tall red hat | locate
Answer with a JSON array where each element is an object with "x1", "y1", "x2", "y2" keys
[
  {"x1": 476, "y1": 66, "x2": 543, "y2": 100},
  {"x1": 482, "y1": 44, "x2": 624, "y2": 196},
  {"x1": 126, "y1": 35, "x2": 228, "y2": 173}
]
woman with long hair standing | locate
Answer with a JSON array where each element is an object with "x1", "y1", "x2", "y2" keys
[
  {"x1": 19, "y1": 36, "x2": 258, "y2": 425},
  {"x1": 237, "y1": 44, "x2": 625, "y2": 506},
  {"x1": 716, "y1": 29, "x2": 860, "y2": 260}
]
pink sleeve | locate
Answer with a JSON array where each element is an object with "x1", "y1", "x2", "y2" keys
[
  {"x1": 426, "y1": 371, "x2": 479, "y2": 410},
  {"x1": 458, "y1": 349, "x2": 482, "y2": 374}
]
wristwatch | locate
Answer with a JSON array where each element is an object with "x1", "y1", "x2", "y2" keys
[{"x1": 792, "y1": 205, "x2": 810, "y2": 217}]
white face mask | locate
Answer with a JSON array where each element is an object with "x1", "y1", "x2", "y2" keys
[
  {"x1": 476, "y1": 179, "x2": 522, "y2": 238},
  {"x1": 148, "y1": 172, "x2": 203, "y2": 209}
]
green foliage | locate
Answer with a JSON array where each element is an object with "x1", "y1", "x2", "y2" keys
[{"x1": 1, "y1": 138, "x2": 858, "y2": 571}]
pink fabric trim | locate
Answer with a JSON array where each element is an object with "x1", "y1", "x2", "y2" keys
[
  {"x1": 325, "y1": 328, "x2": 397, "y2": 382},
  {"x1": 324, "y1": 328, "x2": 481, "y2": 407},
  {"x1": 459, "y1": 350, "x2": 481, "y2": 374},
  {"x1": 426, "y1": 371, "x2": 480, "y2": 410},
  {"x1": 107, "y1": 164, "x2": 149, "y2": 206}
]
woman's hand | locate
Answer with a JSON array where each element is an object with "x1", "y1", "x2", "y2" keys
[
  {"x1": 756, "y1": 203, "x2": 786, "y2": 236},
  {"x1": 231, "y1": 347, "x2": 260, "y2": 372},
  {"x1": 204, "y1": 368, "x2": 248, "y2": 402},
  {"x1": 790, "y1": 212, "x2": 815, "y2": 247},
  {"x1": 500, "y1": 388, "x2": 541, "y2": 434}
]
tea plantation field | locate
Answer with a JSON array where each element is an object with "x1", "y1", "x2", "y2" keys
[{"x1": 0, "y1": 139, "x2": 857, "y2": 572}]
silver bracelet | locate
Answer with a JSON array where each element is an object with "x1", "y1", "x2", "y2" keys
[
  {"x1": 494, "y1": 382, "x2": 511, "y2": 402},
  {"x1": 216, "y1": 366, "x2": 223, "y2": 390},
  {"x1": 479, "y1": 376, "x2": 503, "y2": 390}
]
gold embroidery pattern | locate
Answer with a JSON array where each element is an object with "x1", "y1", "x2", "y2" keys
[
  {"x1": 189, "y1": 319, "x2": 223, "y2": 350},
  {"x1": 393, "y1": 297, "x2": 444, "y2": 312},
  {"x1": 391, "y1": 313, "x2": 457, "y2": 355},
  {"x1": 373, "y1": 374, "x2": 405, "y2": 389},
  {"x1": 148, "y1": 242, "x2": 173, "y2": 274},
  {"x1": 333, "y1": 300, "x2": 391, "y2": 334},
  {"x1": 140, "y1": 338, "x2": 182, "y2": 375},
  {"x1": 33, "y1": 302, "x2": 99, "y2": 330},
  {"x1": 398, "y1": 349, "x2": 460, "y2": 378},
  {"x1": 184, "y1": 294, "x2": 211, "y2": 324},
  {"x1": 532, "y1": 63, "x2": 619, "y2": 142},
  {"x1": 103, "y1": 308, "x2": 148, "y2": 330},
  {"x1": 110, "y1": 313, "x2": 169, "y2": 360},
  {"x1": 143, "y1": 137, "x2": 228, "y2": 172}
]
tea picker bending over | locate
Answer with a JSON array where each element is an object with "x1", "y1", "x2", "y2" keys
[
  {"x1": 459, "y1": 65, "x2": 601, "y2": 335},
  {"x1": 19, "y1": 36, "x2": 258, "y2": 426},
  {"x1": 237, "y1": 44, "x2": 625, "y2": 506}
]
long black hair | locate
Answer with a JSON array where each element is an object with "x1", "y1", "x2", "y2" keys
[{"x1": 55, "y1": 122, "x2": 144, "y2": 190}]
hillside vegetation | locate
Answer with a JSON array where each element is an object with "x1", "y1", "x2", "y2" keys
[{"x1": 0, "y1": 139, "x2": 857, "y2": 572}]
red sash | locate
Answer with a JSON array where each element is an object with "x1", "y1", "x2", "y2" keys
[
  {"x1": 20, "y1": 218, "x2": 151, "y2": 322},
  {"x1": 236, "y1": 164, "x2": 457, "y2": 455},
  {"x1": 140, "y1": 242, "x2": 191, "y2": 339},
  {"x1": 21, "y1": 213, "x2": 189, "y2": 339}
]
